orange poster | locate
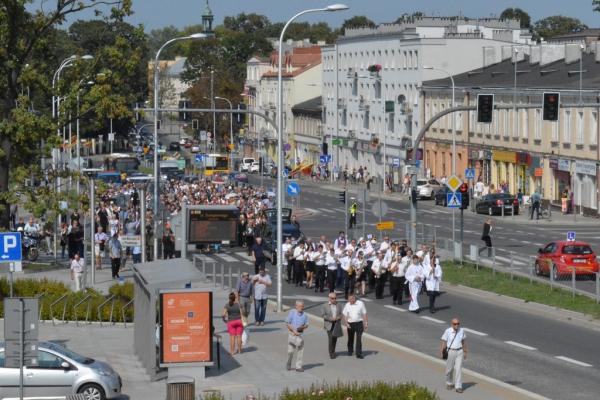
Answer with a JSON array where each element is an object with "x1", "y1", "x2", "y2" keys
[{"x1": 160, "y1": 291, "x2": 213, "y2": 363}]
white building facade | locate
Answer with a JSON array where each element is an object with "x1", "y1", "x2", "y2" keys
[{"x1": 321, "y1": 16, "x2": 532, "y2": 181}]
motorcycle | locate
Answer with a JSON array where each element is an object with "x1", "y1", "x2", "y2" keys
[{"x1": 22, "y1": 233, "x2": 41, "y2": 262}]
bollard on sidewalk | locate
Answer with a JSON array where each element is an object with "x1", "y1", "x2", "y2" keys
[{"x1": 571, "y1": 267, "x2": 576, "y2": 299}]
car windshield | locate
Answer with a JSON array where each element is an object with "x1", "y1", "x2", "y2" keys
[
  {"x1": 489, "y1": 194, "x2": 513, "y2": 199},
  {"x1": 417, "y1": 180, "x2": 428, "y2": 185},
  {"x1": 43, "y1": 342, "x2": 94, "y2": 364},
  {"x1": 562, "y1": 245, "x2": 593, "y2": 255}
]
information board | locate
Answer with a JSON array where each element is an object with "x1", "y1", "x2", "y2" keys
[
  {"x1": 187, "y1": 207, "x2": 239, "y2": 244},
  {"x1": 160, "y1": 291, "x2": 213, "y2": 364}
]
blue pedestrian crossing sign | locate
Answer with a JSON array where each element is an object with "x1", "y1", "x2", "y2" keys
[
  {"x1": 287, "y1": 181, "x2": 300, "y2": 196},
  {"x1": 447, "y1": 192, "x2": 462, "y2": 208},
  {"x1": 0, "y1": 232, "x2": 22, "y2": 262},
  {"x1": 392, "y1": 158, "x2": 400, "y2": 167},
  {"x1": 567, "y1": 231, "x2": 576, "y2": 241},
  {"x1": 320, "y1": 154, "x2": 332, "y2": 163},
  {"x1": 195, "y1": 154, "x2": 204, "y2": 163},
  {"x1": 465, "y1": 168, "x2": 475, "y2": 179}
]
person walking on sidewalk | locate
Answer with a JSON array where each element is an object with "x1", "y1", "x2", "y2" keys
[
  {"x1": 342, "y1": 294, "x2": 368, "y2": 359},
  {"x1": 222, "y1": 292, "x2": 243, "y2": 356},
  {"x1": 235, "y1": 272, "x2": 253, "y2": 318},
  {"x1": 321, "y1": 292, "x2": 343, "y2": 359},
  {"x1": 70, "y1": 254, "x2": 85, "y2": 292},
  {"x1": 252, "y1": 267, "x2": 271, "y2": 326},
  {"x1": 478, "y1": 219, "x2": 493, "y2": 257},
  {"x1": 440, "y1": 318, "x2": 467, "y2": 394},
  {"x1": 108, "y1": 232, "x2": 123, "y2": 279},
  {"x1": 530, "y1": 189, "x2": 541, "y2": 220},
  {"x1": 285, "y1": 300, "x2": 309, "y2": 372}
]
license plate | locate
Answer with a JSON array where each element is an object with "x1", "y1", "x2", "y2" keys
[
  {"x1": 504, "y1": 205, "x2": 512, "y2": 208},
  {"x1": 573, "y1": 259, "x2": 587, "y2": 263}
]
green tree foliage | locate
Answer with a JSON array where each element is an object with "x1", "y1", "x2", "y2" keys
[
  {"x1": 395, "y1": 12, "x2": 425, "y2": 24},
  {"x1": 594, "y1": 0, "x2": 600, "y2": 12},
  {"x1": 500, "y1": 7, "x2": 532, "y2": 29},
  {"x1": 341, "y1": 16, "x2": 377, "y2": 34},
  {"x1": 533, "y1": 16, "x2": 588, "y2": 40},
  {"x1": 0, "y1": 0, "x2": 134, "y2": 229},
  {"x1": 147, "y1": 25, "x2": 182, "y2": 60}
]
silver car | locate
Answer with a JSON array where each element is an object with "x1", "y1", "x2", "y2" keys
[
  {"x1": 417, "y1": 179, "x2": 442, "y2": 199},
  {"x1": 0, "y1": 341, "x2": 121, "y2": 400}
]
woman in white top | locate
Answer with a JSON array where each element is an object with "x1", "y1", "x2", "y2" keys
[
  {"x1": 325, "y1": 247, "x2": 338, "y2": 293},
  {"x1": 405, "y1": 255, "x2": 425, "y2": 313},
  {"x1": 424, "y1": 254, "x2": 443, "y2": 313}
]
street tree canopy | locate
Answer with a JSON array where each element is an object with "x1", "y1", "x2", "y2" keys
[
  {"x1": 341, "y1": 16, "x2": 377, "y2": 34},
  {"x1": 500, "y1": 7, "x2": 532, "y2": 29},
  {"x1": 533, "y1": 16, "x2": 588, "y2": 41}
]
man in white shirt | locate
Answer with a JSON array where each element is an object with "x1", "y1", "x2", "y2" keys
[
  {"x1": 70, "y1": 254, "x2": 85, "y2": 292},
  {"x1": 282, "y1": 237, "x2": 293, "y2": 283},
  {"x1": 424, "y1": 255, "x2": 443, "y2": 313},
  {"x1": 405, "y1": 255, "x2": 424, "y2": 313},
  {"x1": 292, "y1": 242, "x2": 306, "y2": 287},
  {"x1": 342, "y1": 294, "x2": 368, "y2": 359},
  {"x1": 340, "y1": 248, "x2": 355, "y2": 300},
  {"x1": 325, "y1": 248, "x2": 338, "y2": 293},
  {"x1": 314, "y1": 244, "x2": 327, "y2": 293},
  {"x1": 474, "y1": 180, "x2": 485, "y2": 199},
  {"x1": 440, "y1": 318, "x2": 467, "y2": 393}
]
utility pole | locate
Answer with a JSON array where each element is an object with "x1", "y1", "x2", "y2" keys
[{"x1": 211, "y1": 68, "x2": 216, "y2": 151}]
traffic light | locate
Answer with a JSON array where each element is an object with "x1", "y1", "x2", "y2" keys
[
  {"x1": 178, "y1": 100, "x2": 190, "y2": 121},
  {"x1": 543, "y1": 92, "x2": 560, "y2": 121},
  {"x1": 477, "y1": 94, "x2": 494, "y2": 123},
  {"x1": 459, "y1": 183, "x2": 469, "y2": 210},
  {"x1": 322, "y1": 142, "x2": 328, "y2": 156},
  {"x1": 338, "y1": 191, "x2": 346, "y2": 203}
]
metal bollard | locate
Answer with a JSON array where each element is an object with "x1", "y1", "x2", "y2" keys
[
  {"x1": 529, "y1": 256, "x2": 535, "y2": 284},
  {"x1": 571, "y1": 268, "x2": 576, "y2": 299},
  {"x1": 549, "y1": 263, "x2": 554, "y2": 291},
  {"x1": 202, "y1": 259, "x2": 206, "y2": 276},
  {"x1": 228, "y1": 265, "x2": 232, "y2": 289},
  {"x1": 492, "y1": 248, "x2": 496, "y2": 276},
  {"x1": 433, "y1": 226, "x2": 437, "y2": 244},
  {"x1": 221, "y1": 264, "x2": 225, "y2": 290},
  {"x1": 213, "y1": 262, "x2": 217, "y2": 287},
  {"x1": 510, "y1": 251, "x2": 515, "y2": 280},
  {"x1": 512, "y1": 204, "x2": 515, "y2": 220},
  {"x1": 238, "y1": 267, "x2": 241, "y2": 281},
  {"x1": 502, "y1": 206, "x2": 505, "y2": 218},
  {"x1": 596, "y1": 273, "x2": 599, "y2": 304}
]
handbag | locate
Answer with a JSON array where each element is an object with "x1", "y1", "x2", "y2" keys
[{"x1": 442, "y1": 329, "x2": 459, "y2": 360}]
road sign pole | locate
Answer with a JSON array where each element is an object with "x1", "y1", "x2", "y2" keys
[
  {"x1": 344, "y1": 187, "x2": 348, "y2": 238},
  {"x1": 362, "y1": 189, "x2": 366, "y2": 240},
  {"x1": 460, "y1": 208, "x2": 464, "y2": 248},
  {"x1": 9, "y1": 265, "x2": 13, "y2": 297},
  {"x1": 19, "y1": 298, "x2": 24, "y2": 400}
]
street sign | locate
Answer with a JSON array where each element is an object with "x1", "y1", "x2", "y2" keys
[
  {"x1": 0, "y1": 232, "x2": 22, "y2": 262},
  {"x1": 465, "y1": 168, "x2": 475, "y2": 180},
  {"x1": 392, "y1": 158, "x2": 400, "y2": 167},
  {"x1": 120, "y1": 235, "x2": 142, "y2": 247},
  {"x1": 371, "y1": 201, "x2": 389, "y2": 218},
  {"x1": 567, "y1": 231, "x2": 576, "y2": 241},
  {"x1": 319, "y1": 154, "x2": 332, "y2": 164},
  {"x1": 447, "y1": 192, "x2": 462, "y2": 208},
  {"x1": 286, "y1": 181, "x2": 300, "y2": 197},
  {"x1": 415, "y1": 160, "x2": 421, "y2": 169},
  {"x1": 376, "y1": 221, "x2": 395, "y2": 231},
  {"x1": 4, "y1": 298, "x2": 39, "y2": 368},
  {"x1": 108, "y1": 132, "x2": 115, "y2": 142},
  {"x1": 195, "y1": 154, "x2": 204, "y2": 163},
  {"x1": 445, "y1": 175, "x2": 463, "y2": 192}
]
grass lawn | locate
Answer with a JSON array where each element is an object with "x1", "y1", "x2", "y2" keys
[
  {"x1": 24, "y1": 262, "x2": 66, "y2": 273},
  {"x1": 442, "y1": 261, "x2": 600, "y2": 319}
]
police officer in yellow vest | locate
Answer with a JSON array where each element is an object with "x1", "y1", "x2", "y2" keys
[{"x1": 349, "y1": 200, "x2": 358, "y2": 229}]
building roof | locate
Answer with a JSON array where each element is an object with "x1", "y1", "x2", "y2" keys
[
  {"x1": 422, "y1": 53, "x2": 600, "y2": 91},
  {"x1": 548, "y1": 29, "x2": 600, "y2": 41},
  {"x1": 292, "y1": 96, "x2": 322, "y2": 116}
]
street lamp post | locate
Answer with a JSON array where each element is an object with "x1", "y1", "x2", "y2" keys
[
  {"x1": 424, "y1": 66, "x2": 456, "y2": 243},
  {"x1": 215, "y1": 96, "x2": 234, "y2": 171},
  {"x1": 241, "y1": 93, "x2": 263, "y2": 185},
  {"x1": 276, "y1": 4, "x2": 349, "y2": 312},
  {"x1": 153, "y1": 33, "x2": 208, "y2": 261}
]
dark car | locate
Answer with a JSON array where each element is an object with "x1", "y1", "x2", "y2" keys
[
  {"x1": 261, "y1": 208, "x2": 303, "y2": 264},
  {"x1": 169, "y1": 142, "x2": 180, "y2": 151},
  {"x1": 475, "y1": 193, "x2": 519, "y2": 215},
  {"x1": 434, "y1": 186, "x2": 453, "y2": 206}
]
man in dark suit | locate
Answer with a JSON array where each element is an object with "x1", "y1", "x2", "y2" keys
[
  {"x1": 479, "y1": 218, "x2": 493, "y2": 257},
  {"x1": 321, "y1": 292, "x2": 343, "y2": 359}
]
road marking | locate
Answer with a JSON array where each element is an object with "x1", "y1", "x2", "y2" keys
[
  {"x1": 242, "y1": 260, "x2": 253, "y2": 265},
  {"x1": 384, "y1": 305, "x2": 407, "y2": 312},
  {"x1": 505, "y1": 341, "x2": 537, "y2": 351},
  {"x1": 234, "y1": 252, "x2": 251, "y2": 258},
  {"x1": 318, "y1": 208, "x2": 334, "y2": 214},
  {"x1": 304, "y1": 208, "x2": 319, "y2": 214},
  {"x1": 495, "y1": 256, "x2": 527, "y2": 266},
  {"x1": 420, "y1": 316, "x2": 445, "y2": 324},
  {"x1": 462, "y1": 327, "x2": 488, "y2": 337},
  {"x1": 215, "y1": 253, "x2": 238, "y2": 263},
  {"x1": 554, "y1": 356, "x2": 593, "y2": 367}
]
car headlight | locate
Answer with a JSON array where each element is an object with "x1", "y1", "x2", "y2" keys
[{"x1": 97, "y1": 369, "x2": 115, "y2": 377}]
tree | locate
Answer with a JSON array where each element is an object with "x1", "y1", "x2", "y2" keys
[
  {"x1": 533, "y1": 16, "x2": 588, "y2": 40},
  {"x1": 341, "y1": 16, "x2": 376, "y2": 34},
  {"x1": 0, "y1": 0, "x2": 133, "y2": 229},
  {"x1": 147, "y1": 25, "x2": 181, "y2": 60},
  {"x1": 594, "y1": 0, "x2": 600, "y2": 12},
  {"x1": 499, "y1": 7, "x2": 531, "y2": 29},
  {"x1": 395, "y1": 12, "x2": 424, "y2": 24}
]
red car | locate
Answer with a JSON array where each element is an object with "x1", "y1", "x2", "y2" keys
[{"x1": 535, "y1": 241, "x2": 599, "y2": 279}]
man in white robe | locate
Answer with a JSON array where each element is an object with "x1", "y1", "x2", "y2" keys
[{"x1": 405, "y1": 255, "x2": 424, "y2": 313}]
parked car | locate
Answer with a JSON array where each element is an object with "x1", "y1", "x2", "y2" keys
[
  {"x1": 535, "y1": 241, "x2": 599, "y2": 279},
  {"x1": 434, "y1": 186, "x2": 453, "y2": 206},
  {"x1": 249, "y1": 161, "x2": 260, "y2": 173},
  {"x1": 240, "y1": 157, "x2": 255, "y2": 172},
  {"x1": 416, "y1": 179, "x2": 442, "y2": 199},
  {"x1": 0, "y1": 340, "x2": 122, "y2": 399},
  {"x1": 168, "y1": 142, "x2": 180, "y2": 152},
  {"x1": 261, "y1": 208, "x2": 303, "y2": 264},
  {"x1": 475, "y1": 193, "x2": 519, "y2": 215}
]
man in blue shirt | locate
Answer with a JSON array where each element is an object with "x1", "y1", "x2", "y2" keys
[{"x1": 285, "y1": 300, "x2": 309, "y2": 372}]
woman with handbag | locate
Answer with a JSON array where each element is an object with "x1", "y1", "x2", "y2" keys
[{"x1": 222, "y1": 292, "x2": 243, "y2": 355}]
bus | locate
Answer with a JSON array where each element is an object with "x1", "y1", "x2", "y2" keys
[
  {"x1": 104, "y1": 153, "x2": 140, "y2": 174},
  {"x1": 203, "y1": 153, "x2": 229, "y2": 176}
]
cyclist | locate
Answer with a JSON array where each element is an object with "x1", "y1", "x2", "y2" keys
[{"x1": 530, "y1": 189, "x2": 541, "y2": 220}]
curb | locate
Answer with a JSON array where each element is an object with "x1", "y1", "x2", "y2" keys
[{"x1": 268, "y1": 299, "x2": 549, "y2": 400}]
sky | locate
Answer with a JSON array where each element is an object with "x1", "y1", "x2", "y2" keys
[{"x1": 35, "y1": 0, "x2": 600, "y2": 32}]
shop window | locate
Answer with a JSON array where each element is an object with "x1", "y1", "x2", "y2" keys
[
  {"x1": 591, "y1": 112, "x2": 598, "y2": 145},
  {"x1": 534, "y1": 109, "x2": 541, "y2": 140},
  {"x1": 577, "y1": 111, "x2": 584, "y2": 144}
]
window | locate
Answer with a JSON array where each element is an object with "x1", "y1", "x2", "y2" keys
[
  {"x1": 0, "y1": 351, "x2": 4, "y2": 367},
  {"x1": 564, "y1": 110, "x2": 571, "y2": 142},
  {"x1": 364, "y1": 110, "x2": 370, "y2": 129},
  {"x1": 457, "y1": 112, "x2": 463, "y2": 131},
  {"x1": 552, "y1": 120, "x2": 559, "y2": 141},
  {"x1": 388, "y1": 112, "x2": 395, "y2": 132},
  {"x1": 521, "y1": 110, "x2": 529, "y2": 139},
  {"x1": 374, "y1": 81, "x2": 381, "y2": 99},
  {"x1": 503, "y1": 110, "x2": 509, "y2": 136},
  {"x1": 341, "y1": 109, "x2": 347, "y2": 126},
  {"x1": 403, "y1": 51, "x2": 407, "y2": 68},
  {"x1": 414, "y1": 50, "x2": 419, "y2": 69},
  {"x1": 577, "y1": 111, "x2": 584, "y2": 144},
  {"x1": 592, "y1": 112, "x2": 598, "y2": 145},
  {"x1": 535, "y1": 109, "x2": 541, "y2": 139},
  {"x1": 36, "y1": 351, "x2": 65, "y2": 369},
  {"x1": 512, "y1": 109, "x2": 519, "y2": 138}
]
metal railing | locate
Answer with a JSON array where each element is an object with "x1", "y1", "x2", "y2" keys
[
  {"x1": 74, "y1": 293, "x2": 93, "y2": 326},
  {"x1": 97, "y1": 294, "x2": 116, "y2": 326},
  {"x1": 50, "y1": 294, "x2": 69, "y2": 325},
  {"x1": 121, "y1": 298, "x2": 134, "y2": 327},
  {"x1": 36, "y1": 291, "x2": 47, "y2": 322}
]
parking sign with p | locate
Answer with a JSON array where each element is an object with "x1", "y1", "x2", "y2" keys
[{"x1": 0, "y1": 232, "x2": 22, "y2": 262}]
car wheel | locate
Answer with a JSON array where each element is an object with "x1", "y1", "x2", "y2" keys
[
  {"x1": 78, "y1": 383, "x2": 106, "y2": 400},
  {"x1": 534, "y1": 262, "x2": 543, "y2": 276},
  {"x1": 488, "y1": 207, "x2": 493, "y2": 215},
  {"x1": 551, "y1": 264, "x2": 560, "y2": 281},
  {"x1": 28, "y1": 247, "x2": 39, "y2": 262},
  {"x1": 430, "y1": 191, "x2": 436, "y2": 200}
]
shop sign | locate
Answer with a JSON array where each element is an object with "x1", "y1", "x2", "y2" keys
[
  {"x1": 517, "y1": 152, "x2": 531, "y2": 166},
  {"x1": 469, "y1": 149, "x2": 480, "y2": 160},
  {"x1": 558, "y1": 158, "x2": 570, "y2": 172},
  {"x1": 575, "y1": 160, "x2": 597, "y2": 176},
  {"x1": 549, "y1": 157, "x2": 558, "y2": 169},
  {"x1": 534, "y1": 168, "x2": 543, "y2": 177},
  {"x1": 357, "y1": 141, "x2": 379, "y2": 154},
  {"x1": 492, "y1": 150, "x2": 517, "y2": 163}
]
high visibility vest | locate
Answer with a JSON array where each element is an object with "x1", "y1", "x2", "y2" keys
[{"x1": 349, "y1": 203, "x2": 357, "y2": 215}]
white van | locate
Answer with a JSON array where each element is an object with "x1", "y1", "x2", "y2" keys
[{"x1": 240, "y1": 157, "x2": 255, "y2": 172}]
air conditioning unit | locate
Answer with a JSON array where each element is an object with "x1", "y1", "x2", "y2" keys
[{"x1": 348, "y1": 130, "x2": 356, "y2": 138}]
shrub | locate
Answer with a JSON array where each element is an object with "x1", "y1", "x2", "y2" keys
[{"x1": 276, "y1": 381, "x2": 438, "y2": 400}]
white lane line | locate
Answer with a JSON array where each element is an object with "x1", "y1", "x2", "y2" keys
[
  {"x1": 420, "y1": 316, "x2": 445, "y2": 324},
  {"x1": 555, "y1": 356, "x2": 593, "y2": 367},
  {"x1": 242, "y1": 260, "x2": 253, "y2": 265},
  {"x1": 317, "y1": 208, "x2": 333, "y2": 214},
  {"x1": 235, "y1": 252, "x2": 251, "y2": 258},
  {"x1": 384, "y1": 305, "x2": 407, "y2": 312},
  {"x1": 304, "y1": 208, "x2": 320, "y2": 214},
  {"x1": 505, "y1": 341, "x2": 537, "y2": 351},
  {"x1": 215, "y1": 253, "x2": 238, "y2": 263},
  {"x1": 495, "y1": 256, "x2": 527, "y2": 266},
  {"x1": 462, "y1": 327, "x2": 488, "y2": 337}
]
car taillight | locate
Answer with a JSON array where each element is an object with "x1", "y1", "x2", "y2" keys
[{"x1": 496, "y1": 199, "x2": 503, "y2": 206}]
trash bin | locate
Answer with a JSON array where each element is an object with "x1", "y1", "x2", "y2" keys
[{"x1": 166, "y1": 375, "x2": 195, "y2": 400}]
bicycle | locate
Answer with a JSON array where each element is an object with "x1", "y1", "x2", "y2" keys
[{"x1": 525, "y1": 199, "x2": 551, "y2": 219}]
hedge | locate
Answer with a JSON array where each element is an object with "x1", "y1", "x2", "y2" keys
[
  {"x1": 0, "y1": 277, "x2": 134, "y2": 323},
  {"x1": 199, "y1": 382, "x2": 439, "y2": 400}
]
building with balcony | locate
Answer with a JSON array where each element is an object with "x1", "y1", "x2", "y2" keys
[
  {"x1": 321, "y1": 16, "x2": 533, "y2": 181},
  {"x1": 291, "y1": 96, "x2": 323, "y2": 164},
  {"x1": 420, "y1": 43, "x2": 600, "y2": 215}
]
